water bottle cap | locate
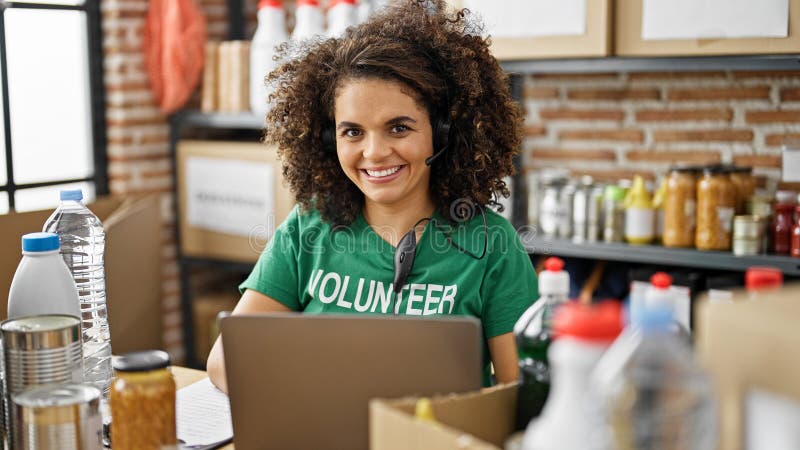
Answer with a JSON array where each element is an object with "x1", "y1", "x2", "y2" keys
[
  {"x1": 21, "y1": 232, "x2": 60, "y2": 252},
  {"x1": 329, "y1": 0, "x2": 356, "y2": 7},
  {"x1": 59, "y1": 189, "x2": 83, "y2": 201},
  {"x1": 745, "y1": 267, "x2": 783, "y2": 291},
  {"x1": 631, "y1": 303, "x2": 673, "y2": 331},
  {"x1": 257, "y1": 0, "x2": 283, "y2": 9},
  {"x1": 552, "y1": 301, "x2": 623, "y2": 343},
  {"x1": 650, "y1": 272, "x2": 672, "y2": 290},
  {"x1": 112, "y1": 350, "x2": 171, "y2": 372},
  {"x1": 543, "y1": 257, "x2": 564, "y2": 272}
]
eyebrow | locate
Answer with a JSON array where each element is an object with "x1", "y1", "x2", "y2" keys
[{"x1": 336, "y1": 116, "x2": 418, "y2": 130}]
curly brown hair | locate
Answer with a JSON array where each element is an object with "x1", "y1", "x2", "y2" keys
[{"x1": 264, "y1": 0, "x2": 522, "y2": 227}]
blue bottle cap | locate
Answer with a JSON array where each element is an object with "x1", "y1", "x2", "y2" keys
[
  {"x1": 60, "y1": 190, "x2": 83, "y2": 201},
  {"x1": 631, "y1": 303, "x2": 673, "y2": 331},
  {"x1": 21, "y1": 232, "x2": 60, "y2": 252}
]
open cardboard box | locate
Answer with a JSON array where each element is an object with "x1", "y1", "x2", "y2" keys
[
  {"x1": 370, "y1": 383, "x2": 518, "y2": 450},
  {"x1": 0, "y1": 195, "x2": 163, "y2": 353},
  {"x1": 696, "y1": 284, "x2": 800, "y2": 450}
]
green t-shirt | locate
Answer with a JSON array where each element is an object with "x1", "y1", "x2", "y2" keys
[{"x1": 240, "y1": 205, "x2": 539, "y2": 385}]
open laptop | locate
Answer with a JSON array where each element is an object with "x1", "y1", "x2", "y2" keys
[{"x1": 221, "y1": 313, "x2": 483, "y2": 450}]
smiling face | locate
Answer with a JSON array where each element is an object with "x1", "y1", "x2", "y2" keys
[{"x1": 334, "y1": 77, "x2": 435, "y2": 214}]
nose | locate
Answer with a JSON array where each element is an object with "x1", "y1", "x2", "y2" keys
[{"x1": 362, "y1": 133, "x2": 392, "y2": 161}]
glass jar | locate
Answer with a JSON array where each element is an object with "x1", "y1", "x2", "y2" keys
[
  {"x1": 773, "y1": 203, "x2": 795, "y2": 255},
  {"x1": 110, "y1": 350, "x2": 176, "y2": 450},
  {"x1": 663, "y1": 167, "x2": 698, "y2": 248},
  {"x1": 603, "y1": 185, "x2": 627, "y2": 243},
  {"x1": 729, "y1": 166, "x2": 755, "y2": 215},
  {"x1": 696, "y1": 167, "x2": 735, "y2": 251}
]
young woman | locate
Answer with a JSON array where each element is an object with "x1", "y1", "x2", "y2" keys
[{"x1": 207, "y1": 0, "x2": 538, "y2": 391}]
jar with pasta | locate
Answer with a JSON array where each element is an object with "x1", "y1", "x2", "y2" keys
[
  {"x1": 110, "y1": 350, "x2": 177, "y2": 450},
  {"x1": 696, "y1": 166, "x2": 736, "y2": 251},
  {"x1": 663, "y1": 167, "x2": 698, "y2": 248},
  {"x1": 729, "y1": 166, "x2": 756, "y2": 215}
]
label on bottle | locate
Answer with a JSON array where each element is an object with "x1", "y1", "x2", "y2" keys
[
  {"x1": 717, "y1": 206, "x2": 735, "y2": 233},
  {"x1": 625, "y1": 208, "x2": 655, "y2": 240},
  {"x1": 685, "y1": 200, "x2": 697, "y2": 229}
]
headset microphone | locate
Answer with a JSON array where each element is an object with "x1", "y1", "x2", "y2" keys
[{"x1": 425, "y1": 148, "x2": 446, "y2": 166}]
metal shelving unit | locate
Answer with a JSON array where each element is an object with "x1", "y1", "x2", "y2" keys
[{"x1": 520, "y1": 234, "x2": 800, "y2": 276}]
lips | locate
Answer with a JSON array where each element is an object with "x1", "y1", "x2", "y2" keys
[{"x1": 361, "y1": 165, "x2": 405, "y2": 183}]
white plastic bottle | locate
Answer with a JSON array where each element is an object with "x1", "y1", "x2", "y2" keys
[
  {"x1": 7, "y1": 232, "x2": 81, "y2": 319},
  {"x1": 589, "y1": 304, "x2": 716, "y2": 450},
  {"x1": 521, "y1": 301, "x2": 623, "y2": 450},
  {"x1": 292, "y1": 0, "x2": 324, "y2": 41},
  {"x1": 645, "y1": 272, "x2": 691, "y2": 339},
  {"x1": 43, "y1": 190, "x2": 112, "y2": 399},
  {"x1": 327, "y1": 0, "x2": 358, "y2": 37},
  {"x1": 357, "y1": 0, "x2": 372, "y2": 23},
  {"x1": 250, "y1": 0, "x2": 288, "y2": 117}
]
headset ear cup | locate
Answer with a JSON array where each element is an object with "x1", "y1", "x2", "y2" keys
[
  {"x1": 433, "y1": 119, "x2": 451, "y2": 154},
  {"x1": 321, "y1": 126, "x2": 335, "y2": 152}
]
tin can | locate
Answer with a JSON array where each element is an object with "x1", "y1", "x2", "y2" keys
[
  {"x1": 586, "y1": 185, "x2": 605, "y2": 243},
  {"x1": 2, "y1": 315, "x2": 83, "y2": 449},
  {"x1": 12, "y1": 384, "x2": 102, "y2": 450},
  {"x1": 733, "y1": 215, "x2": 762, "y2": 256},
  {"x1": 558, "y1": 183, "x2": 575, "y2": 239},
  {"x1": 571, "y1": 177, "x2": 594, "y2": 243},
  {"x1": 539, "y1": 184, "x2": 561, "y2": 237}
]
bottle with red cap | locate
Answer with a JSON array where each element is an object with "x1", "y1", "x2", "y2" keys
[
  {"x1": 588, "y1": 303, "x2": 716, "y2": 450},
  {"x1": 250, "y1": 0, "x2": 288, "y2": 116},
  {"x1": 521, "y1": 301, "x2": 623, "y2": 450},
  {"x1": 642, "y1": 272, "x2": 691, "y2": 339},
  {"x1": 327, "y1": 0, "x2": 358, "y2": 37},
  {"x1": 292, "y1": 0, "x2": 324, "y2": 41},
  {"x1": 513, "y1": 257, "x2": 569, "y2": 430},
  {"x1": 745, "y1": 266, "x2": 783, "y2": 301}
]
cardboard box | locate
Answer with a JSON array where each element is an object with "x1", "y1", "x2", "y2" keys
[
  {"x1": 696, "y1": 284, "x2": 800, "y2": 450},
  {"x1": 616, "y1": 0, "x2": 800, "y2": 56},
  {"x1": 177, "y1": 140, "x2": 295, "y2": 263},
  {"x1": 370, "y1": 383, "x2": 518, "y2": 450},
  {"x1": 450, "y1": 0, "x2": 612, "y2": 60},
  {"x1": 0, "y1": 195, "x2": 163, "y2": 354},
  {"x1": 192, "y1": 290, "x2": 239, "y2": 364}
]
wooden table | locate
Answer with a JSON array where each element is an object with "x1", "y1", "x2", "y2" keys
[{"x1": 173, "y1": 366, "x2": 235, "y2": 450}]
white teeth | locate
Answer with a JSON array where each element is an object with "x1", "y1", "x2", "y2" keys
[{"x1": 365, "y1": 166, "x2": 401, "y2": 177}]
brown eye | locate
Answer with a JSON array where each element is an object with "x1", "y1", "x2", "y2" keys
[
  {"x1": 391, "y1": 124, "x2": 410, "y2": 134},
  {"x1": 342, "y1": 128, "x2": 362, "y2": 138}
]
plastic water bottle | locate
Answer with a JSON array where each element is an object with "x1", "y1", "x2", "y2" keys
[
  {"x1": 250, "y1": 0, "x2": 288, "y2": 116},
  {"x1": 292, "y1": 0, "x2": 324, "y2": 41},
  {"x1": 357, "y1": 0, "x2": 372, "y2": 23},
  {"x1": 521, "y1": 301, "x2": 623, "y2": 450},
  {"x1": 644, "y1": 272, "x2": 691, "y2": 340},
  {"x1": 513, "y1": 257, "x2": 569, "y2": 429},
  {"x1": 589, "y1": 304, "x2": 716, "y2": 450},
  {"x1": 43, "y1": 189, "x2": 113, "y2": 399},
  {"x1": 327, "y1": 0, "x2": 358, "y2": 37},
  {"x1": 7, "y1": 232, "x2": 81, "y2": 319}
]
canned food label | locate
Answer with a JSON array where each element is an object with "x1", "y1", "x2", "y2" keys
[
  {"x1": 625, "y1": 208, "x2": 655, "y2": 239},
  {"x1": 718, "y1": 207, "x2": 735, "y2": 232}
]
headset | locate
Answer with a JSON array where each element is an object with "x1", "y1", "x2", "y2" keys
[{"x1": 320, "y1": 114, "x2": 451, "y2": 167}]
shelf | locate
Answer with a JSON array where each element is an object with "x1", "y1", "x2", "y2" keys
[
  {"x1": 501, "y1": 54, "x2": 800, "y2": 74},
  {"x1": 519, "y1": 233, "x2": 800, "y2": 276},
  {"x1": 172, "y1": 110, "x2": 264, "y2": 130}
]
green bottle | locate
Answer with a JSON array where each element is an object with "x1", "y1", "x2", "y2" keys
[{"x1": 514, "y1": 257, "x2": 569, "y2": 430}]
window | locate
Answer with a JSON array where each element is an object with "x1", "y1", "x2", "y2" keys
[{"x1": 0, "y1": 0, "x2": 107, "y2": 213}]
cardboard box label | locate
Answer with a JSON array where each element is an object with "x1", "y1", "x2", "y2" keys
[
  {"x1": 463, "y1": 0, "x2": 586, "y2": 38},
  {"x1": 186, "y1": 156, "x2": 275, "y2": 239},
  {"x1": 643, "y1": 0, "x2": 789, "y2": 40}
]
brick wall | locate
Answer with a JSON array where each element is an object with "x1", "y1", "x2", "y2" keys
[
  {"x1": 522, "y1": 71, "x2": 800, "y2": 188},
  {"x1": 101, "y1": 0, "x2": 232, "y2": 363}
]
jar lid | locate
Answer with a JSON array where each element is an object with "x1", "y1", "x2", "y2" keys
[
  {"x1": 112, "y1": 350, "x2": 171, "y2": 372},
  {"x1": 702, "y1": 165, "x2": 731, "y2": 175},
  {"x1": 669, "y1": 165, "x2": 701, "y2": 174},
  {"x1": 730, "y1": 166, "x2": 753, "y2": 174},
  {"x1": 745, "y1": 267, "x2": 783, "y2": 291},
  {"x1": 552, "y1": 301, "x2": 623, "y2": 342}
]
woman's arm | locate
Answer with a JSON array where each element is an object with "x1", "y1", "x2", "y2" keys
[
  {"x1": 488, "y1": 332, "x2": 519, "y2": 384},
  {"x1": 206, "y1": 289, "x2": 292, "y2": 393}
]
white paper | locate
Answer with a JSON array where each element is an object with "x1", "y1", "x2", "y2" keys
[
  {"x1": 464, "y1": 0, "x2": 586, "y2": 38},
  {"x1": 782, "y1": 146, "x2": 800, "y2": 182},
  {"x1": 747, "y1": 388, "x2": 800, "y2": 450},
  {"x1": 177, "y1": 378, "x2": 233, "y2": 447},
  {"x1": 643, "y1": 0, "x2": 789, "y2": 40},
  {"x1": 186, "y1": 156, "x2": 275, "y2": 239}
]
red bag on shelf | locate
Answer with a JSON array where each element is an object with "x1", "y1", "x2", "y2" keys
[{"x1": 143, "y1": 0, "x2": 207, "y2": 114}]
